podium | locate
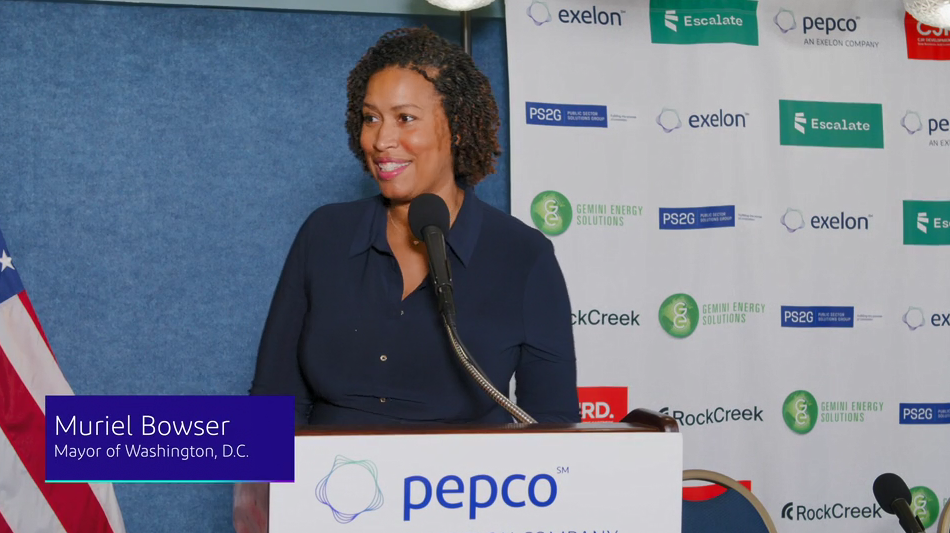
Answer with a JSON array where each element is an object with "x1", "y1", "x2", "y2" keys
[{"x1": 266, "y1": 410, "x2": 682, "y2": 533}]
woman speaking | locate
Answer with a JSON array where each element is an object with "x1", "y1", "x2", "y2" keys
[{"x1": 248, "y1": 27, "x2": 579, "y2": 426}]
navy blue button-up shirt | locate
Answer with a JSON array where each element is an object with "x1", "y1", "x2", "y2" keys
[{"x1": 249, "y1": 190, "x2": 579, "y2": 425}]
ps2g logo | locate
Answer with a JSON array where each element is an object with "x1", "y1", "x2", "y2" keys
[
  {"x1": 530, "y1": 191, "x2": 573, "y2": 236},
  {"x1": 403, "y1": 472, "x2": 559, "y2": 520}
]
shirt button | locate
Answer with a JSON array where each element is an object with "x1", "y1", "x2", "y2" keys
[
  {"x1": 379, "y1": 398, "x2": 387, "y2": 403},
  {"x1": 380, "y1": 355, "x2": 388, "y2": 362},
  {"x1": 400, "y1": 310, "x2": 404, "y2": 316}
]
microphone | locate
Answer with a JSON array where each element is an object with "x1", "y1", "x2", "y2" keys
[
  {"x1": 408, "y1": 193, "x2": 456, "y2": 323},
  {"x1": 407, "y1": 193, "x2": 536, "y2": 424},
  {"x1": 873, "y1": 473, "x2": 925, "y2": 533}
]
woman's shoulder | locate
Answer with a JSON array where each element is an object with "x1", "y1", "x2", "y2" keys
[{"x1": 474, "y1": 196, "x2": 554, "y2": 257}]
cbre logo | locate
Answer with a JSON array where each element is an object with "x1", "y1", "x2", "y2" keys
[{"x1": 577, "y1": 386, "x2": 628, "y2": 422}]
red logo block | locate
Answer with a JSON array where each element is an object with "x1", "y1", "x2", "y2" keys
[
  {"x1": 577, "y1": 386, "x2": 628, "y2": 422},
  {"x1": 905, "y1": 12, "x2": 950, "y2": 60}
]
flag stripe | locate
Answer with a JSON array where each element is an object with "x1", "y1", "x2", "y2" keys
[
  {"x1": 0, "y1": 297, "x2": 73, "y2": 412},
  {"x1": 18, "y1": 292, "x2": 52, "y2": 357},
  {"x1": 0, "y1": 345, "x2": 114, "y2": 533},
  {"x1": 0, "y1": 426, "x2": 67, "y2": 533},
  {"x1": 12, "y1": 293, "x2": 127, "y2": 533}
]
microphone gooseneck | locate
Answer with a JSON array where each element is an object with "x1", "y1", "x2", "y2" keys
[{"x1": 408, "y1": 193, "x2": 536, "y2": 424}]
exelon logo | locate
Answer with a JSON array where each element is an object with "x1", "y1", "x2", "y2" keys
[
  {"x1": 780, "y1": 502, "x2": 883, "y2": 520},
  {"x1": 656, "y1": 108, "x2": 748, "y2": 132},
  {"x1": 780, "y1": 208, "x2": 871, "y2": 232},
  {"x1": 527, "y1": 2, "x2": 624, "y2": 26}
]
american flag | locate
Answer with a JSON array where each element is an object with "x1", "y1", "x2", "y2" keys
[{"x1": 0, "y1": 226, "x2": 126, "y2": 533}]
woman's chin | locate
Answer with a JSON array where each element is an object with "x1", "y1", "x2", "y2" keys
[{"x1": 376, "y1": 181, "x2": 415, "y2": 203}]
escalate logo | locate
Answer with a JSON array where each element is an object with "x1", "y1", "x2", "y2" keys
[
  {"x1": 905, "y1": 12, "x2": 950, "y2": 60},
  {"x1": 772, "y1": 8, "x2": 879, "y2": 49},
  {"x1": 649, "y1": 0, "x2": 759, "y2": 46},
  {"x1": 903, "y1": 200, "x2": 950, "y2": 245},
  {"x1": 780, "y1": 501, "x2": 883, "y2": 521},
  {"x1": 527, "y1": 1, "x2": 625, "y2": 27},
  {"x1": 577, "y1": 386, "x2": 628, "y2": 422},
  {"x1": 659, "y1": 405, "x2": 763, "y2": 426},
  {"x1": 779, "y1": 100, "x2": 884, "y2": 148},
  {"x1": 655, "y1": 108, "x2": 749, "y2": 132}
]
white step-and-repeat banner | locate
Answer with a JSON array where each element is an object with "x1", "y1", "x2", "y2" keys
[{"x1": 506, "y1": 0, "x2": 949, "y2": 530}]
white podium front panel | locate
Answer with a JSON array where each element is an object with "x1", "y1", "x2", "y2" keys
[{"x1": 271, "y1": 431, "x2": 683, "y2": 533}]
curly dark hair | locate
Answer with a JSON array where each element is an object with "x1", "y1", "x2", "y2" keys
[{"x1": 346, "y1": 27, "x2": 501, "y2": 188}]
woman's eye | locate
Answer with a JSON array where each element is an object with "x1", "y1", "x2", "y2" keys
[
  {"x1": 362, "y1": 115, "x2": 378, "y2": 123},
  {"x1": 399, "y1": 114, "x2": 416, "y2": 123}
]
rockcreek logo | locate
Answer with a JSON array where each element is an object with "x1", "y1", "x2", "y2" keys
[
  {"x1": 783, "y1": 390, "x2": 884, "y2": 435},
  {"x1": 772, "y1": 8, "x2": 879, "y2": 49},
  {"x1": 780, "y1": 208, "x2": 871, "y2": 232},
  {"x1": 527, "y1": 1, "x2": 625, "y2": 27},
  {"x1": 315, "y1": 456, "x2": 384, "y2": 524},
  {"x1": 656, "y1": 108, "x2": 748, "y2": 132},
  {"x1": 572, "y1": 309, "x2": 640, "y2": 326},
  {"x1": 780, "y1": 501, "x2": 883, "y2": 521},
  {"x1": 904, "y1": 12, "x2": 950, "y2": 60},
  {"x1": 649, "y1": 0, "x2": 759, "y2": 46},
  {"x1": 902, "y1": 306, "x2": 950, "y2": 330},
  {"x1": 779, "y1": 100, "x2": 884, "y2": 148},
  {"x1": 529, "y1": 190, "x2": 643, "y2": 236},
  {"x1": 660, "y1": 405, "x2": 763, "y2": 426},
  {"x1": 903, "y1": 200, "x2": 950, "y2": 245},
  {"x1": 659, "y1": 293, "x2": 765, "y2": 338}
]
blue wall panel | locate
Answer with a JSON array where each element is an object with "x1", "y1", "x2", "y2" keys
[{"x1": 0, "y1": 1, "x2": 510, "y2": 530}]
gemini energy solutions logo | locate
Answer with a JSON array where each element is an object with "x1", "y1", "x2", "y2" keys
[
  {"x1": 530, "y1": 191, "x2": 573, "y2": 236},
  {"x1": 783, "y1": 390, "x2": 818, "y2": 434},
  {"x1": 904, "y1": 200, "x2": 950, "y2": 245},
  {"x1": 649, "y1": 0, "x2": 759, "y2": 45},
  {"x1": 658, "y1": 293, "x2": 700, "y2": 338},
  {"x1": 779, "y1": 100, "x2": 884, "y2": 148},
  {"x1": 315, "y1": 455, "x2": 384, "y2": 524},
  {"x1": 909, "y1": 486, "x2": 940, "y2": 529}
]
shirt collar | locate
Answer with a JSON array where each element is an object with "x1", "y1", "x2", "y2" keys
[{"x1": 348, "y1": 189, "x2": 482, "y2": 268}]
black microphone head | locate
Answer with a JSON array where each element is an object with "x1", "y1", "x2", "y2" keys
[
  {"x1": 408, "y1": 193, "x2": 450, "y2": 241},
  {"x1": 873, "y1": 473, "x2": 913, "y2": 514}
]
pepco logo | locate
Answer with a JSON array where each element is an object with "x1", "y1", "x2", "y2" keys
[
  {"x1": 905, "y1": 12, "x2": 950, "y2": 60},
  {"x1": 577, "y1": 386, "x2": 628, "y2": 422}
]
